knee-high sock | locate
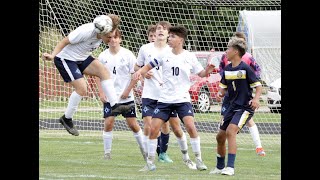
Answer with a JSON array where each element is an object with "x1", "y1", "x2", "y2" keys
[
  {"x1": 64, "y1": 91, "x2": 82, "y2": 119},
  {"x1": 147, "y1": 139, "x2": 158, "y2": 164},
  {"x1": 176, "y1": 132, "x2": 190, "y2": 161},
  {"x1": 160, "y1": 132, "x2": 170, "y2": 153},
  {"x1": 103, "y1": 131, "x2": 113, "y2": 154},
  {"x1": 190, "y1": 136, "x2": 202, "y2": 160},
  {"x1": 249, "y1": 124, "x2": 262, "y2": 148}
]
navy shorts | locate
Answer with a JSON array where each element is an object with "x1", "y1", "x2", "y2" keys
[
  {"x1": 152, "y1": 102, "x2": 194, "y2": 122},
  {"x1": 141, "y1": 98, "x2": 177, "y2": 118},
  {"x1": 54, "y1": 56, "x2": 95, "y2": 82},
  {"x1": 219, "y1": 103, "x2": 254, "y2": 131},
  {"x1": 103, "y1": 101, "x2": 136, "y2": 118}
]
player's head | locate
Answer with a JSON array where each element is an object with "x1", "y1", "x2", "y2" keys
[
  {"x1": 155, "y1": 21, "x2": 172, "y2": 42},
  {"x1": 147, "y1": 24, "x2": 156, "y2": 43},
  {"x1": 107, "y1": 28, "x2": 122, "y2": 47},
  {"x1": 101, "y1": 28, "x2": 122, "y2": 45},
  {"x1": 167, "y1": 25, "x2": 188, "y2": 48},
  {"x1": 226, "y1": 37, "x2": 247, "y2": 60},
  {"x1": 234, "y1": 32, "x2": 246, "y2": 41}
]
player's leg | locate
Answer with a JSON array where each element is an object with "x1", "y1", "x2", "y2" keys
[
  {"x1": 83, "y1": 57, "x2": 134, "y2": 113},
  {"x1": 140, "y1": 98, "x2": 158, "y2": 159},
  {"x1": 102, "y1": 102, "x2": 115, "y2": 160},
  {"x1": 123, "y1": 102, "x2": 146, "y2": 161},
  {"x1": 221, "y1": 109, "x2": 254, "y2": 176},
  {"x1": 158, "y1": 121, "x2": 173, "y2": 163},
  {"x1": 177, "y1": 102, "x2": 207, "y2": 171},
  {"x1": 139, "y1": 102, "x2": 170, "y2": 171},
  {"x1": 54, "y1": 57, "x2": 88, "y2": 136},
  {"x1": 209, "y1": 113, "x2": 229, "y2": 175},
  {"x1": 247, "y1": 118, "x2": 265, "y2": 156},
  {"x1": 169, "y1": 117, "x2": 196, "y2": 170}
]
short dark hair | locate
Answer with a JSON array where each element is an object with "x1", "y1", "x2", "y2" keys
[
  {"x1": 168, "y1": 25, "x2": 188, "y2": 41},
  {"x1": 234, "y1": 32, "x2": 246, "y2": 41},
  {"x1": 227, "y1": 37, "x2": 247, "y2": 57}
]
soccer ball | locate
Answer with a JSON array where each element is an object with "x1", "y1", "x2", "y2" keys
[{"x1": 93, "y1": 15, "x2": 113, "y2": 34}]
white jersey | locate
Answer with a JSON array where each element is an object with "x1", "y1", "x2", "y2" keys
[
  {"x1": 57, "y1": 23, "x2": 102, "y2": 61},
  {"x1": 136, "y1": 42, "x2": 171, "y2": 100},
  {"x1": 151, "y1": 50, "x2": 204, "y2": 103},
  {"x1": 98, "y1": 47, "x2": 136, "y2": 103}
]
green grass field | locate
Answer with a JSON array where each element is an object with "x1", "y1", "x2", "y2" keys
[{"x1": 39, "y1": 130, "x2": 281, "y2": 180}]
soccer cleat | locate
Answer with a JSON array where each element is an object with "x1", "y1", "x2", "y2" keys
[
  {"x1": 111, "y1": 102, "x2": 135, "y2": 115},
  {"x1": 209, "y1": 167, "x2": 224, "y2": 174},
  {"x1": 221, "y1": 167, "x2": 234, "y2": 176},
  {"x1": 59, "y1": 115, "x2": 79, "y2": 136},
  {"x1": 104, "y1": 153, "x2": 111, "y2": 160},
  {"x1": 195, "y1": 158, "x2": 207, "y2": 171},
  {"x1": 256, "y1": 147, "x2": 266, "y2": 156},
  {"x1": 139, "y1": 163, "x2": 156, "y2": 172},
  {"x1": 158, "y1": 152, "x2": 173, "y2": 163},
  {"x1": 183, "y1": 159, "x2": 197, "y2": 170}
]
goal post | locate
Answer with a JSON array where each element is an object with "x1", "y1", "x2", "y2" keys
[{"x1": 39, "y1": 0, "x2": 281, "y2": 148}]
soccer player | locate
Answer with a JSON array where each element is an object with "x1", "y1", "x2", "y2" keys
[
  {"x1": 134, "y1": 25, "x2": 215, "y2": 171},
  {"x1": 96, "y1": 28, "x2": 145, "y2": 161},
  {"x1": 210, "y1": 37, "x2": 262, "y2": 176},
  {"x1": 147, "y1": 24, "x2": 157, "y2": 43},
  {"x1": 135, "y1": 21, "x2": 197, "y2": 170},
  {"x1": 42, "y1": 14, "x2": 134, "y2": 136},
  {"x1": 217, "y1": 32, "x2": 265, "y2": 156}
]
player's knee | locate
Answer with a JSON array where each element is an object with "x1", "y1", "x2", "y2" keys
[{"x1": 75, "y1": 87, "x2": 87, "y2": 96}]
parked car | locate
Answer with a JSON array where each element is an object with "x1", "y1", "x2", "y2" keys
[
  {"x1": 133, "y1": 51, "x2": 224, "y2": 113},
  {"x1": 189, "y1": 51, "x2": 224, "y2": 113},
  {"x1": 267, "y1": 77, "x2": 281, "y2": 113}
]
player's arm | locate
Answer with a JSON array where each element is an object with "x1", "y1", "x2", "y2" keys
[
  {"x1": 247, "y1": 66, "x2": 262, "y2": 110},
  {"x1": 120, "y1": 73, "x2": 139, "y2": 99},
  {"x1": 197, "y1": 63, "x2": 215, "y2": 77},
  {"x1": 42, "y1": 37, "x2": 70, "y2": 61},
  {"x1": 216, "y1": 72, "x2": 227, "y2": 101},
  {"x1": 132, "y1": 63, "x2": 153, "y2": 81}
]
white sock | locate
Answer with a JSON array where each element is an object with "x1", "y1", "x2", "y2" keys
[
  {"x1": 133, "y1": 129, "x2": 144, "y2": 149},
  {"x1": 103, "y1": 131, "x2": 113, "y2": 154},
  {"x1": 190, "y1": 136, "x2": 202, "y2": 160},
  {"x1": 64, "y1": 91, "x2": 82, "y2": 119},
  {"x1": 142, "y1": 134, "x2": 149, "y2": 153},
  {"x1": 249, "y1": 124, "x2": 262, "y2": 148},
  {"x1": 100, "y1": 79, "x2": 118, "y2": 107},
  {"x1": 177, "y1": 132, "x2": 190, "y2": 161},
  {"x1": 147, "y1": 139, "x2": 158, "y2": 164}
]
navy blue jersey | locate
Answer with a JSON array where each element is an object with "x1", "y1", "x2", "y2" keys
[{"x1": 219, "y1": 61, "x2": 261, "y2": 106}]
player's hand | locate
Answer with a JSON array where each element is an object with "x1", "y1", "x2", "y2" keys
[
  {"x1": 216, "y1": 91, "x2": 224, "y2": 101},
  {"x1": 133, "y1": 71, "x2": 142, "y2": 81},
  {"x1": 42, "y1": 53, "x2": 54, "y2": 61},
  {"x1": 145, "y1": 71, "x2": 153, "y2": 79},
  {"x1": 249, "y1": 99, "x2": 260, "y2": 110},
  {"x1": 205, "y1": 63, "x2": 216, "y2": 74}
]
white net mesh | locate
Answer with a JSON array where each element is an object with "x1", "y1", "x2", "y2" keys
[{"x1": 39, "y1": 0, "x2": 281, "y2": 148}]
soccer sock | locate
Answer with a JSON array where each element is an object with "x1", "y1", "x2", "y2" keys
[
  {"x1": 190, "y1": 136, "x2": 202, "y2": 160},
  {"x1": 216, "y1": 154, "x2": 225, "y2": 170},
  {"x1": 227, "y1": 153, "x2": 236, "y2": 168},
  {"x1": 133, "y1": 129, "x2": 144, "y2": 150},
  {"x1": 142, "y1": 134, "x2": 148, "y2": 154},
  {"x1": 156, "y1": 135, "x2": 161, "y2": 156},
  {"x1": 160, "y1": 132, "x2": 170, "y2": 153},
  {"x1": 64, "y1": 91, "x2": 82, "y2": 119},
  {"x1": 100, "y1": 79, "x2": 118, "y2": 107},
  {"x1": 249, "y1": 124, "x2": 262, "y2": 148},
  {"x1": 177, "y1": 132, "x2": 190, "y2": 161},
  {"x1": 147, "y1": 139, "x2": 158, "y2": 164},
  {"x1": 102, "y1": 131, "x2": 113, "y2": 154}
]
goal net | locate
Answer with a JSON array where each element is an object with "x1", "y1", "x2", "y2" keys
[{"x1": 39, "y1": 0, "x2": 281, "y2": 148}]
